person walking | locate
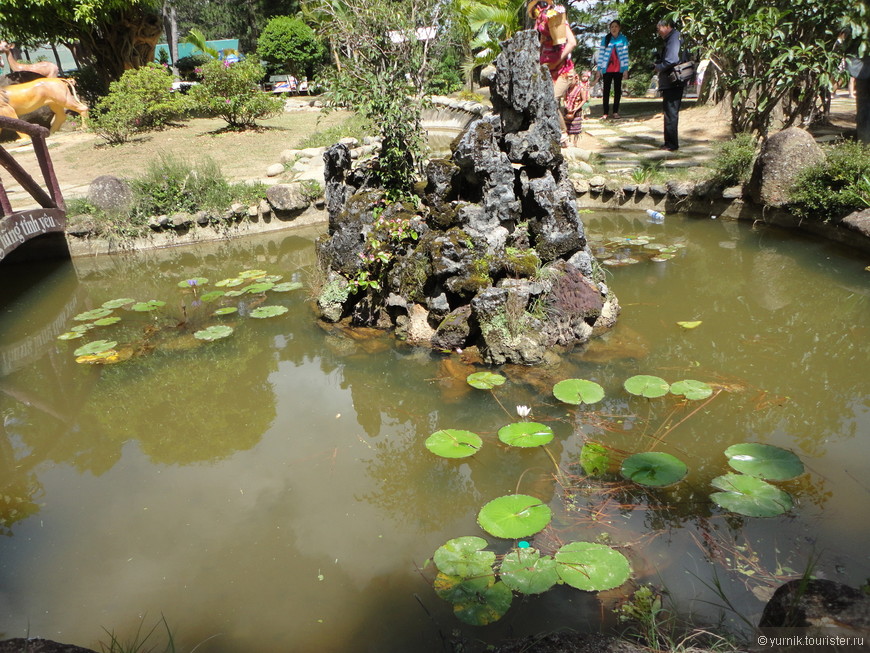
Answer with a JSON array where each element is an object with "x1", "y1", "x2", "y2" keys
[
  {"x1": 654, "y1": 18, "x2": 683, "y2": 151},
  {"x1": 596, "y1": 20, "x2": 629, "y2": 120},
  {"x1": 529, "y1": 0, "x2": 577, "y2": 146}
]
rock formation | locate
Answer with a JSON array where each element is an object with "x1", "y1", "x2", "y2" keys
[{"x1": 314, "y1": 30, "x2": 619, "y2": 365}]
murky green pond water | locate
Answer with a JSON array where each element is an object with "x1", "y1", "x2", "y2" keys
[{"x1": 0, "y1": 213, "x2": 867, "y2": 652}]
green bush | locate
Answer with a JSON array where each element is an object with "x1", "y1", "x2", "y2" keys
[
  {"x1": 69, "y1": 64, "x2": 109, "y2": 107},
  {"x1": 130, "y1": 154, "x2": 237, "y2": 217},
  {"x1": 427, "y1": 47, "x2": 464, "y2": 95},
  {"x1": 190, "y1": 58, "x2": 284, "y2": 128},
  {"x1": 624, "y1": 71, "x2": 653, "y2": 97},
  {"x1": 789, "y1": 140, "x2": 870, "y2": 222},
  {"x1": 709, "y1": 133, "x2": 758, "y2": 186},
  {"x1": 175, "y1": 53, "x2": 211, "y2": 81},
  {"x1": 89, "y1": 63, "x2": 190, "y2": 144},
  {"x1": 257, "y1": 16, "x2": 325, "y2": 78}
]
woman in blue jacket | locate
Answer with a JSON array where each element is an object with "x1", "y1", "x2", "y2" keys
[{"x1": 596, "y1": 20, "x2": 629, "y2": 119}]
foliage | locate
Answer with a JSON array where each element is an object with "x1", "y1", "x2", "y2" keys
[
  {"x1": 70, "y1": 64, "x2": 110, "y2": 107},
  {"x1": 130, "y1": 153, "x2": 236, "y2": 217},
  {"x1": 175, "y1": 53, "x2": 211, "y2": 81},
  {"x1": 182, "y1": 28, "x2": 219, "y2": 58},
  {"x1": 0, "y1": 1, "x2": 164, "y2": 84},
  {"x1": 257, "y1": 15, "x2": 325, "y2": 78},
  {"x1": 788, "y1": 140, "x2": 870, "y2": 222},
  {"x1": 709, "y1": 133, "x2": 759, "y2": 186},
  {"x1": 427, "y1": 45, "x2": 465, "y2": 95},
  {"x1": 296, "y1": 112, "x2": 373, "y2": 148},
  {"x1": 637, "y1": 0, "x2": 853, "y2": 135},
  {"x1": 190, "y1": 58, "x2": 284, "y2": 128},
  {"x1": 306, "y1": 0, "x2": 447, "y2": 194},
  {"x1": 624, "y1": 71, "x2": 652, "y2": 98},
  {"x1": 90, "y1": 63, "x2": 189, "y2": 144}
]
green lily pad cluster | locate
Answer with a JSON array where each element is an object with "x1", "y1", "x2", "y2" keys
[
  {"x1": 710, "y1": 443, "x2": 804, "y2": 517},
  {"x1": 431, "y1": 533, "x2": 631, "y2": 626},
  {"x1": 57, "y1": 269, "x2": 301, "y2": 363},
  {"x1": 588, "y1": 233, "x2": 687, "y2": 266}
]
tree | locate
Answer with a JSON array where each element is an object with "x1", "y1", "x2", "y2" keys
[
  {"x1": 174, "y1": 0, "x2": 299, "y2": 52},
  {"x1": 0, "y1": 0, "x2": 163, "y2": 85},
  {"x1": 306, "y1": 0, "x2": 449, "y2": 194},
  {"x1": 630, "y1": 0, "x2": 854, "y2": 136},
  {"x1": 257, "y1": 15, "x2": 324, "y2": 77}
]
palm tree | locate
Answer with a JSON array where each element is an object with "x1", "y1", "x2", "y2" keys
[{"x1": 453, "y1": 0, "x2": 528, "y2": 84}]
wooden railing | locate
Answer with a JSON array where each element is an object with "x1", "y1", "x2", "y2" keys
[{"x1": 0, "y1": 116, "x2": 67, "y2": 263}]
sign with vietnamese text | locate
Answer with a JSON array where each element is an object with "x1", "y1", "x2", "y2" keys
[{"x1": 0, "y1": 209, "x2": 65, "y2": 262}]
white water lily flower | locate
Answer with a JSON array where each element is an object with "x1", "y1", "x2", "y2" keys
[{"x1": 516, "y1": 405, "x2": 532, "y2": 418}]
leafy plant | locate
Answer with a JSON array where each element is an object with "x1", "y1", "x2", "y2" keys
[
  {"x1": 709, "y1": 133, "x2": 758, "y2": 186},
  {"x1": 90, "y1": 63, "x2": 190, "y2": 145},
  {"x1": 477, "y1": 494, "x2": 552, "y2": 539},
  {"x1": 257, "y1": 15, "x2": 325, "y2": 78},
  {"x1": 789, "y1": 140, "x2": 870, "y2": 222},
  {"x1": 191, "y1": 58, "x2": 284, "y2": 129}
]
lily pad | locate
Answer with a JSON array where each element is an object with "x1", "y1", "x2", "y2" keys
[
  {"x1": 57, "y1": 331, "x2": 84, "y2": 341},
  {"x1": 650, "y1": 254, "x2": 676, "y2": 262},
  {"x1": 200, "y1": 290, "x2": 226, "y2": 303},
  {"x1": 224, "y1": 290, "x2": 244, "y2": 297},
  {"x1": 466, "y1": 371, "x2": 506, "y2": 390},
  {"x1": 497, "y1": 422, "x2": 554, "y2": 448},
  {"x1": 499, "y1": 548, "x2": 560, "y2": 594},
  {"x1": 670, "y1": 379, "x2": 713, "y2": 400},
  {"x1": 477, "y1": 494, "x2": 552, "y2": 539},
  {"x1": 215, "y1": 277, "x2": 244, "y2": 287},
  {"x1": 101, "y1": 298, "x2": 134, "y2": 309},
  {"x1": 177, "y1": 277, "x2": 209, "y2": 288},
  {"x1": 452, "y1": 581, "x2": 513, "y2": 626},
  {"x1": 193, "y1": 325, "x2": 234, "y2": 341},
  {"x1": 433, "y1": 536, "x2": 496, "y2": 577},
  {"x1": 213, "y1": 307, "x2": 238, "y2": 316},
  {"x1": 249, "y1": 305, "x2": 289, "y2": 319},
  {"x1": 92, "y1": 317, "x2": 122, "y2": 327},
  {"x1": 580, "y1": 441, "x2": 610, "y2": 476},
  {"x1": 710, "y1": 473, "x2": 793, "y2": 517},
  {"x1": 238, "y1": 269, "x2": 268, "y2": 279},
  {"x1": 620, "y1": 452, "x2": 687, "y2": 487},
  {"x1": 131, "y1": 300, "x2": 166, "y2": 312},
  {"x1": 434, "y1": 572, "x2": 494, "y2": 603},
  {"x1": 425, "y1": 429, "x2": 482, "y2": 459},
  {"x1": 724, "y1": 443, "x2": 804, "y2": 481},
  {"x1": 261, "y1": 274, "x2": 284, "y2": 283},
  {"x1": 243, "y1": 282, "x2": 275, "y2": 294},
  {"x1": 677, "y1": 321, "x2": 702, "y2": 329},
  {"x1": 553, "y1": 378, "x2": 605, "y2": 405},
  {"x1": 554, "y1": 541, "x2": 631, "y2": 591},
  {"x1": 272, "y1": 281, "x2": 303, "y2": 292},
  {"x1": 71, "y1": 324, "x2": 94, "y2": 333},
  {"x1": 624, "y1": 374, "x2": 670, "y2": 398},
  {"x1": 73, "y1": 340, "x2": 117, "y2": 357},
  {"x1": 73, "y1": 308, "x2": 113, "y2": 322}
]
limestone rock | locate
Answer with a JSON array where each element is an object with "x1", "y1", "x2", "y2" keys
[
  {"x1": 432, "y1": 305, "x2": 473, "y2": 351},
  {"x1": 760, "y1": 579, "x2": 870, "y2": 638},
  {"x1": 266, "y1": 183, "x2": 310, "y2": 213},
  {"x1": 266, "y1": 163, "x2": 285, "y2": 177},
  {"x1": 0, "y1": 638, "x2": 97, "y2": 653},
  {"x1": 842, "y1": 208, "x2": 870, "y2": 236},
  {"x1": 87, "y1": 175, "x2": 133, "y2": 213},
  {"x1": 749, "y1": 127, "x2": 824, "y2": 207}
]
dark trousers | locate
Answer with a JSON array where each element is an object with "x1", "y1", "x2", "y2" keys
[
  {"x1": 602, "y1": 72, "x2": 622, "y2": 114},
  {"x1": 661, "y1": 86, "x2": 683, "y2": 149}
]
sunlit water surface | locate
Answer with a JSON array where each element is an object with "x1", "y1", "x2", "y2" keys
[{"x1": 0, "y1": 214, "x2": 867, "y2": 652}]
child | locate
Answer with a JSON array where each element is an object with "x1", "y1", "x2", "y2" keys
[{"x1": 564, "y1": 70, "x2": 590, "y2": 146}]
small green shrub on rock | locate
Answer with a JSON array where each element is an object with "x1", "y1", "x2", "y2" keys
[
  {"x1": 788, "y1": 140, "x2": 870, "y2": 222},
  {"x1": 709, "y1": 133, "x2": 758, "y2": 186},
  {"x1": 190, "y1": 59, "x2": 284, "y2": 128}
]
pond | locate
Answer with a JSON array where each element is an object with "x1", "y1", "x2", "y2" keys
[{"x1": 0, "y1": 213, "x2": 867, "y2": 652}]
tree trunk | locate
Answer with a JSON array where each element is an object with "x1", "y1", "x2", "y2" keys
[
  {"x1": 76, "y1": 5, "x2": 163, "y2": 84},
  {"x1": 50, "y1": 43, "x2": 63, "y2": 72},
  {"x1": 162, "y1": 2, "x2": 179, "y2": 69},
  {"x1": 857, "y1": 76, "x2": 870, "y2": 143}
]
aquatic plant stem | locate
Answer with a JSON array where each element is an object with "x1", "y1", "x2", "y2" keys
[
  {"x1": 489, "y1": 388, "x2": 513, "y2": 420},
  {"x1": 646, "y1": 390, "x2": 722, "y2": 451},
  {"x1": 542, "y1": 445, "x2": 567, "y2": 487}
]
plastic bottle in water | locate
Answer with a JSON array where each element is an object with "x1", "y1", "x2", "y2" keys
[{"x1": 646, "y1": 209, "x2": 665, "y2": 223}]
